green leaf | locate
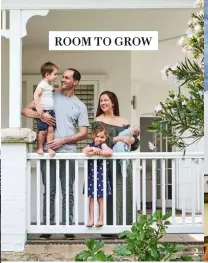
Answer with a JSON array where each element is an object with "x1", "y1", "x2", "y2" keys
[
  {"x1": 94, "y1": 240, "x2": 105, "y2": 252},
  {"x1": 85, "y1": 239, "x2": 96, "y2": 251},
  {"x1": 91, "y1": 256, "x2": 100, "y2": 261},
  {"x1": 171, "y1": 256, "x2": 193, "y2": 261},
  {"x1": 75, "y1": 250, "x2": 92, "y2": 261},
  {"x1": 162, "y1": 211, "x2": 172, "y2": 220},
  {"x1": 106, "y1": 255, "x2": 114, "y2": 261},
  {"x1": 154, "y1": 210, "x2": 163, "y2": 220},
  {"x1": 95, "y1": 251, "x2": 108, "y2": 261},
  {"x1": 118, "y1": 230, "x2": 131, "y2": 238},
  {"x1": 114, "y1": 245, "x2": 132, "y2": 256},
  {"x1": 174, "y1": 244, "x2": 185, "y2": 252}
]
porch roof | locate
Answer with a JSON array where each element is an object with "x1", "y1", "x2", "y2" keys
[{"x1": 2, "y1": 0, "x2": 196, "y2": 10}]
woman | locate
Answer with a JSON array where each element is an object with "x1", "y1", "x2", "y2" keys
[{"x1": 92, "y1": 91, "x2": 140, "y2": 231}]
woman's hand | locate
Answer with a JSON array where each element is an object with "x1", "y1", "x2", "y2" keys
[
  {"x1": 129, "y1": 137, "x2": 135, "y2": 144},
  {"x1": 40, "y1": 112, "x2": 56, "y2": 126},
  {"x1": 118, "y1": 136, "x2": 135, "y2": 146}
]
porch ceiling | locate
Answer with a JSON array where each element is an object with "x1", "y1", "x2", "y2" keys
[{"x1": 23, "y1": 9, "x2": 194, "y2": 48}]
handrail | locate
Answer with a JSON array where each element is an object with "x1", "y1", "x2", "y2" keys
[{"x1": 27, "y1": 152, "x2": 204, "y2": 160}]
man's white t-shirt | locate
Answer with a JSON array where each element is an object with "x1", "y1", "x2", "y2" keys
[{"x1": 37, "y1": 79, "x2": 54, "y2": 110}]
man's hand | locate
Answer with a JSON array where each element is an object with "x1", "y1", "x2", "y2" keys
[
  {"x1": 40, "y1": 112, "x2": 56, "y2": 126},
  {"x1": 36, "y1": 107, "x2": 43, "y2": 118},
  {"x1": 47, "y1": 138, "x2": 64, "y2": 150}
]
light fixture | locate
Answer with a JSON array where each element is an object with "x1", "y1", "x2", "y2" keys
[{"x1": 131, "y1": 95, "x2": 136, "y2": 109}]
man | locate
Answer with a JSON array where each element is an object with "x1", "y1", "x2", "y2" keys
[{"x1": 22, "y1": 68, "x2": 89, "y2": 239}]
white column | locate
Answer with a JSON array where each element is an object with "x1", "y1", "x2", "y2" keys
[
  {"x1": 9, "y1": 10, "x2": 22, "y2": 128},
  {"x1": 3, "y1": 9, "x2": 49, "y2": 128},
  {"x1": 1, "y1": 128, "x2": 36, "y2": 251}
]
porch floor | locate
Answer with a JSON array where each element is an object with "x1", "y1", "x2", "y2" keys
[{"x1": 27, "y1": 233, "x2": 204, "y2": 244}]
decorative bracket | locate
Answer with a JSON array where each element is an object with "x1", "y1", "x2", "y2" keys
[
  {"x1": 1, "y1": 10, "x2": 49, "y2": 39},
  {"x1": 21, "y1": 10, "x2": 49, "y2": 38}
]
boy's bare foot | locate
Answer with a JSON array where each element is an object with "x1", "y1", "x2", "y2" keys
[
  {"x1": 86, "y1": 221, "x2": 94, "y2": 227},
  {"x1": 95, "y1": 220, "x2": 103, "y2": 227},
  {"x1": 37, "y1": 149, "x2": 44, "y2": 155},
  {"x1": 48, "y1": 148, "x2": 56, "y2": 157}
]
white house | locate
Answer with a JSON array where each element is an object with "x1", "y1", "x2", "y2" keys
[{"x1": 1, "y1": 0, "x2": 204, "y2": 252}]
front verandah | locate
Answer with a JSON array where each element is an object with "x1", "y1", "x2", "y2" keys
[
  {"x1": 1, "y1": 8, "x2": 204, "y2": 252},
  {"x1": 1, "y1": 127, "x2": 204, "y2": 251}
]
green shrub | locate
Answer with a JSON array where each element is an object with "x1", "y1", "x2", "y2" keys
[{"x1": 75, "y1": 211, "x2": 193, "y2": 261}]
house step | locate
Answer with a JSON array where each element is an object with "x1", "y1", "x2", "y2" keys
[{"x1": 27, "y1": 233, "x2": 204, "y2": 245}]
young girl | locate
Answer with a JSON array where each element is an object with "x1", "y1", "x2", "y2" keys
[{"x1": 82, "y1": 124, "x2": 113, "y2": 227}]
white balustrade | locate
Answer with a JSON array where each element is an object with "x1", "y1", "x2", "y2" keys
[{"x1": 26, "y1": 152, "x2": 204, "y2": 234}]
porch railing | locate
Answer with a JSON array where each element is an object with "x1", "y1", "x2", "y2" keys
[{"x1": 26, "y1": 152, "x2": 204, "y2": 234}]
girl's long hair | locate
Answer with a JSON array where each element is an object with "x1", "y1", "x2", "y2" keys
[{"x1": 92, "y1": 124, "x2": 109, "y2": 140}]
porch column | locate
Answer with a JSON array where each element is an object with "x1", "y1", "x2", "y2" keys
[
  {"x1": 9, "y1": 10, "x2": 22, "y2": 127},
  {"x1": 1, "y1": 9, "x2": 49, "y2": 128},
  {"x1": 1, "y1": 128, "x2": 36, "y2": 251}
]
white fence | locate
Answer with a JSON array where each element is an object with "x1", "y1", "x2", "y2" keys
[{"x1": 26, "y1": 152, "x2": 204, "y2": 234}]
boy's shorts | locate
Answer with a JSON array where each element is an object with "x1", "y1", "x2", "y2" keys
[{"x1": 37, "y1": 110, "x2": 56, "y2": 131}]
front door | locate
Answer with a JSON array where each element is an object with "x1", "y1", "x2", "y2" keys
[{"x1": 140, "y1": 117, "x2": 172, "y2": 209}]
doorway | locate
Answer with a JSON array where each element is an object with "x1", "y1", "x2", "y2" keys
[{"x1": 140, "y1": 117, "x2": 172, "y2": 208}]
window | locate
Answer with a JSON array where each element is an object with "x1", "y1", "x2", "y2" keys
[
  {"x1": 32, "y1": 82, "x2": 97, "y2": 152},
  {"x1": 75, "y1": 83, "x2": 95, "y2": 152}
]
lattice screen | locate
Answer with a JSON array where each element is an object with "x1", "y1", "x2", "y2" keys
[{"x1": 32, "y1": 84, "x2": 94, "y2": 152}]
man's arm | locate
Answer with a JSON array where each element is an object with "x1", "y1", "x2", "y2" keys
[
  {"x1": 63, "y1": 126, "x2": 88, "y2": 144},
  {"x1": 21, "y1": 102, "x2": 38, "y2": 118},
  {"x1": 21, "y1": 102, "x2": 56, "y2": 126},
  {"x1": 47, "y1": 126, "x2": 88, "y2": 150}
]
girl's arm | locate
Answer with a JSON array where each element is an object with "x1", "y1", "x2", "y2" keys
[
  {"x1": 100, "y1": 143, "x2": 113, "y2": 157},
  {"x1": 82, "y1": 145, "x2": 92, "y2": 154},
  {"x1": 34, "y1": 86, "x2": 43, "y2": 117}
]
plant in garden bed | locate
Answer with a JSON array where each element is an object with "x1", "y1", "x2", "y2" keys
[
  {"x1": 75, "y1": 211, "x2": 193, "y2": 261},
  {"x1": 75, "y1": 239, "x2": 114, "y2": 261}
]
